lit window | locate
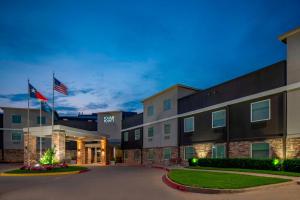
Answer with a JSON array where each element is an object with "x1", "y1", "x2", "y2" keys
[
  {"x1": 163, "y1": 99, "x2": 172, "y2": 111},
  {"x1": 134, "y1": 129, "x2": 140, "y2": 140},
  {"x1": 147, "y1": 105, "x2": 154, "y2": 116},
  {"x1": 12, "y1": 115, "x2": 21, "y2": 123},
  {"x1": 148, "y1": 149, "x2": 154, "y2": 160},
  {"x1": 163, "y1": 148, "x2": 171, "y2": 160},
  {"x1": 212, "y1": 110, "x2": 226, "y2": 128},
  {"x1": 252, "y1": 143, "x2": 270, "y2": 159},
  {"x1": 251, "y1": 99, "x2": 271, "y2": 122},
  {"x1": 184, "y1": 117, "x2": 194, "y2": 133},
  {"x1": 124, "y1": 132, "x2": 128, "y2": 142},
  {"x1": 212, "y1": 144, "x2": 226, "y2": 158},
  {"x1": 184, "y1": 146, "x2": 195, "y2": 160}
]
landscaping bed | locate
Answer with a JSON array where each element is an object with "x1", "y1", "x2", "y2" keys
[
  {"x1": 188, "y1": 166, "x2": 300, "y2": 177},
  {"x1": 168, "y1": 169, "x2": 290, "y2": 189},
  {"x1": 5, "y1": 165, "x2": 88, "y2": 174}
]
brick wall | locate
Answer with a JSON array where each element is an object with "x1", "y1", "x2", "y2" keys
[
  {"x1": 286, "y1": 137, "x2": 300, "y2": 158},
  {"x1": 3, "y1": 149, "x2": 24, "y2": 162},
  {"x1": 124, "y1": 149, "x2": 142, "y2": 165},
  {"x1": 142, "y1": 147, "x2": 178, "y2": 166}
]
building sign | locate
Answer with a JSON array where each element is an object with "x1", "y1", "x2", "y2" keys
[{"x1": 104, "y1": 116, "x2": 115, "y2": 123}]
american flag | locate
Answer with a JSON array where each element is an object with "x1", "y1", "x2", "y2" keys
[{"x1": 54, "y1": 77, "x2": 68, "y2": 95}]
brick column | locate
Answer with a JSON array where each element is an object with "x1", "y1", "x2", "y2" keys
[
  {"x1": 77, "y1": 140, "x2": 85, "y2": 164},
  {"x1": 52, "y1": 131, "x2": 66, "y2": 163},
  {"x1": 94, "y1": 148, "x2": 98, "y2": 163},
  {"x1": 87, "y1": 148, "x2": 92, "y2": 164},
  {"x1": 100, "y1": 138, "x2": 107, "y2": 165},
  {"x1": 24, "y1": 133, "x2": 37, "y2": 165}
]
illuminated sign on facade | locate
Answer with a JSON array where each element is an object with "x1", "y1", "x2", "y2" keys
[{"x1": 104, "y1": 116, "x2": 115, "y2": 123}]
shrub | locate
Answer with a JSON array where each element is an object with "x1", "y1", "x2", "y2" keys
[
  {"x1": 189, "y1": 158, "x2": 278, "y2": 170},
  {"x1": 283, "y1": 159, "x2": 300, "y2": 172},
  {"x1": 40, "y1": 147, "x2": 57, "y2": 165}
]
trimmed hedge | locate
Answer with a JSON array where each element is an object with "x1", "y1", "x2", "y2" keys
[
  {"x1": 283, "y1": 159, "x2": 300, "y2": 172},
  {"x1": 188, "y1": 158, "x2": 300, "y2": 172}
]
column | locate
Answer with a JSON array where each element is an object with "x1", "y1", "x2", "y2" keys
[
  {"x1": 77, "y1": 139, "x2": 85, "y2": 164},
  {"x1": 24, "y1": 132, "x2": 37, "y2": 165},
  {"x1": 94, "y1": 148, "x2": 97, "y2": 163},
  {"x1": 52, "y1": 131, "x2": 66, "y2": 163},
  {"x1": 87, "y1": 148, "x2": 92, "y2": 164},
  {"x1": 100, "y1": 138, "x2": 107, "y2": 165}
]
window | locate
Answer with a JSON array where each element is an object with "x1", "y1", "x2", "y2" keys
[
  {"x1": 37, "y1": 116, "x2": 46, "y2": 124},
  {"x1": 212, "y1": 144, "x2": 226, "y2": 158},
  {"x1": 212, "y1": 110, "x2": 226, "y2": 128},
  {"x1": 148, "y1": 127, "x2": 154, "y2": 138},
  {"x1": 184, "y1": 117, "x2": 194, "y2": 133},
  {"x1": 134, "y1": 150, "x2": 140, "y2": 160},
  {"x1": 124, "y1": 132, "x2": 128, "y2": 142},
  {"x1": 134, "y1": 129, "x2": 140, "y2": 140},
  {"x1": 148, "y1": 149, "x2": 154, "y2": 160},
  {"x1": 251, "y1": 99, "x2": 271, "y2": 122},
  {"x1": 164, "y1": 124, "x2": 171, "y2": 140},
  {"x1": 163, "y1": 99, "x2": 172, "y2": 111},
  {"x1": 147, "y1": 105, "x2": 154, "y2": 116},
  {"x1": 252, "y1": 143, "x2": 270, "y2": 159},
  {"x1": 124, "y1": 150, "x2": 128, "y2": 160},
  {"x1": 11, "y1": 131, "x2": 22, "y2": 144},
  {"x1": 163, "y1": 148, "x2": 171, "y2": 160},
  {"x1": 184, "y1": 146, "x2": 195, "y2": 160},
  {"x1": 12, "y1": 115, "x2": 21, "y2": 123}
]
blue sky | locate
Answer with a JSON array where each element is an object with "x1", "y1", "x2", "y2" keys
[{"x1": 0, "y1": 0, "x2": 300, "y2": 115}]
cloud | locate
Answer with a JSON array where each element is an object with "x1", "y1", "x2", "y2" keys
[
  {"x1": 85, "y1": 103, "x2": 108, "y2": 110},
  {"x1": 120, "y1": 100, "x2": 142, "y2": 112},
  {"x1": 0, "y1": 93, "x2": 27, "y2": 102}
]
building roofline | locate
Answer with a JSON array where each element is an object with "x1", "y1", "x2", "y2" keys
[
  {"x1": 278, "y1": 26, "x2": 300, "y2": 43},
  {"x1": 0, "y1": 106, "x2": 40, "y2": 111},
  {"x1": 142, "y1": 84, "x2": 200, "y2": 102}
]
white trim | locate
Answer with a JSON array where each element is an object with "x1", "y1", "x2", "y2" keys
[
  {"x1": 212, "y1": 143, "x2": 226, "y2": 158},
  {"x1": 250, "y1": 99, "x2": 271, "y2": 123},
  {"x1": 184, "y1": 116, "x2": 194, "y2": 133},
  {"x1": 164, "y1": 123, "x2": 171, "y2": 135},
  {"x1": 121, "y1": 81, "x2": 300, "y2": 132},
  {"x1": 124, "y1": 131, "x2": 129, "y2": 142},
  {"x1": 134, "y1": 129, "x2": 140, "y2": 141},
  {"x1": 212, "y1": 109, "x2": 226, "y2": 128}
]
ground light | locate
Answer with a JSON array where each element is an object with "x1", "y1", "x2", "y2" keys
[
  {"x1": 272, "y1": 158, "x2": 280, "y2": 167},
  {"x1": 191, "y1": 158, "x2": 198, "y2": 165}
]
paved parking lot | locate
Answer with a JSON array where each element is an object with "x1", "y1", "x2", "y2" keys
[{"x1": 0, "y1": 166, "x2": 299, "y2": 200}]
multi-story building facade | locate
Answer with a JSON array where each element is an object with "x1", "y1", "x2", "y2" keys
[
  {"x1": 0, "y1": 107, "x2": 52, "y2": 162},
  {"x1": 121, "y1": 26, "x2": 300, "y2": 165}
]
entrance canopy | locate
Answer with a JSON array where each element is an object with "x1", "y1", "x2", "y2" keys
[{"x1": 23, "y1": 125, "x2": 104, "y2": 141}]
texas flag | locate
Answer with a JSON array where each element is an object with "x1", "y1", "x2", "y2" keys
[{"x1": 29, "y1": 83, "x2": 48, "y2": 102}]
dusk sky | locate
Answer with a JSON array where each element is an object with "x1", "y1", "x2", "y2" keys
[{"x1": 0, "y1": 0, "x2": 300, "y2": 115}]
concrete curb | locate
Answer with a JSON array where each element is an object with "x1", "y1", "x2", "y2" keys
[
  {"x1": 161, "y1": 168, "x2": 295, "y2": 194},
  {"x1": 0, "y1": 169, "x2": 89, "y2": 177}
]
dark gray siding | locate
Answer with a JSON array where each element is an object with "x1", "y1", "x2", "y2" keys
[
  {"x1": 121, "y1": 128, "x2": 143, "y2": 149},
  {"x1": 179, "y1": 93, "x2": 285, "y2": 145},
  {"x1": 178, "y1": 61, "x2": 286, "y2": 114},
  {"x1": 122, "y1": 113, "x2": 143, "y2": 129},
  {"x1": 55, "y1": 119, "x2": 97, "y2": 131}
]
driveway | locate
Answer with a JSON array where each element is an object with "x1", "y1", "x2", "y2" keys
[{"x1": 0, "y1": 166, "x2": 299, "y2": 200}]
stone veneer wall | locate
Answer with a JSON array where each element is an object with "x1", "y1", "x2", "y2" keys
[
  {"x1": 286, "y1": 137, "x2": 300, "y2": 158},
  {"x1": 124, "y1": 149, "x2": 142, "y2": 165},
  {"x1": 142, "y1": 147, "x2": 178, "y2": 166},
  {"x1": 3, "y1": 149, "x2": 24, "y2": 162}
]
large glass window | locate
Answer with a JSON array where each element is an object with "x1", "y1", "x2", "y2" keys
[
  {"x1": 124, "y1": 132, "x2": 129, "y2": 142},
  {"x1": 184, "y1": 117, "x2": 194, "y2": 133},
  {"x1": 252, "y1": 143, "x2": 270, "y2": 159},
  {"x1": 148, "y1": 149, "x2": 154, "y2": 160},
  {"x1": 163, "y1": 99, "x2": 172, "y2": 111},
  {"x1": 184, "y1": 146, "x2": 195, "y2": 160},
  {"x1": 212, "y1": 110, "x2": 226, "y2": 128},
  {"x1": 251, "y1": 99, "x2": 271, "y2": 122},
  {"x1": 212, "y1": 144, "x2": 226, "y2": 158},
  {"x1": 147, "y1": 105, "x2": 154, "y2": 116},
  {"x1": 12, "y1": 115, "x2": 21, "y2": 123},
  {"x1": 37, "y1": 116, "x2": 46, "y2": 124},
  {"x1": 134, "y1": 129, "x2": 140, "y2": 140},
  {"x1": 163, "y1": 148, "x2": 171, "y2": 160}
]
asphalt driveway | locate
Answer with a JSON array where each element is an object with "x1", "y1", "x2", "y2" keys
[{"x1": 0, "y1": 166, "x2": 299, "y2": 200}]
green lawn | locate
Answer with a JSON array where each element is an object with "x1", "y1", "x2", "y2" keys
[
  {"x1": 168, "y1": 169, "x2": 290, "y2": 189},
  {"x1": 5, "y1": 166, "x2": 88, "y2": 174},
  {"x1": 188, "y1": 166, "x2": 300, "y2": 177}
]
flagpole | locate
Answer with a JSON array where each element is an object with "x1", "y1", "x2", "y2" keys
[
  {"x1": 39, "y1": 101, "x2": 42, "y2": 159},
  {"x1": 52, "y1": 72, "x2": 54, "y2": 137},
  {"x1": 27, "y1": 79, "x2": 30, "y2": 165}
]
